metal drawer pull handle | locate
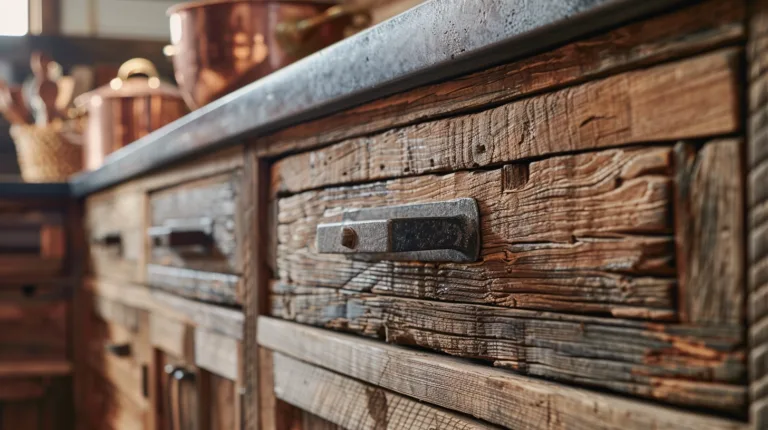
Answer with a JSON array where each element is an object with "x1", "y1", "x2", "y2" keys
[
  {"x1": 148, "y1": 217, "x2": 213, "y2": 249},
  {"x1": 105, "y1": 343, "x2": 132, "y2": 357},
  {"x1": 316, "y1": 198, "x2": 480, "y2": 262},
  {"x1": 92, "y1": 231, "x2": 122, "y2": 246}
]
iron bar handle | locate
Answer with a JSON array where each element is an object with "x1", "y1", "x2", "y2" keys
[
  {"x1": 105, "y1": 342, "x2": 132, "y2": 357},
  {"x1": 148, "y1": 217, "x2": 213, "y2": 250},
  {"x1": 315, "y1": 198, "x2": 480, "y2": 263},
  {"x1": 91, "y1": 231, "x2": 122, "y2": 247}
]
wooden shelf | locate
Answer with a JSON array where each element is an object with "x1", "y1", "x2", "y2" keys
[{"x1": 0, "y1": 360, "x2": 73, "y2": 377}]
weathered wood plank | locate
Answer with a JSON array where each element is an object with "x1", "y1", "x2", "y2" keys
[
  {"x1": 149, "y1": 312, "x2": 194, "y2": 362},
  {"x1": 259, "y1": 348, "x2": 305, "y2": 430},
  {"x1": 674, "y1": 140, "x2": 744, "y2": 326},
  {"x1": 195, "y1": 328, "x2": 239, "y2": 381},
  {"x1": 273, "y1": 49, "x2": 741, "y2": 195},
  {"x1": 257, "y1": 0, "x2": 744, "y2": 159},
  {"x1": 750, "y1": 0, "x2": 768, "y2": 427},
  {"x1": 152, "y1": 290, "x2": 244, "y2": 340},
  {"x1": 259, "y1": 317, "x2": 747, "y2": 430},
  {"x1": 277, "y1": 147, "x2": 677, "y2": 319},
  {"x1": 273, "y1": 351, "x2": 500, "y2": 430},
  {"x1": 208, "y1": 372, "x2": 237, "y2": 430},
  {"x1": 271, "y1": 285, "x2": 745, "y2": 412}
]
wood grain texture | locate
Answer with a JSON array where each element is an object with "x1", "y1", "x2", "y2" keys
[
  {"x1": 259, "y1": 317, "x2": 747, "y2": 430},
  {"x1": 150, "y1": 312, "x2": 194, "y2": 362},
  {"x1": 259, "y1": 348, "x2": 329, "y2": 430},
  {"x1": 273, "y1": 50, "x2": 741, "y2": 196},
  {"x1": 85, "y1": 189, "x2": 145, "y2": 284},
  {"x1": 277, "y1": 147, "x2": 677, "y2": 319},
  {"x1": 195, "y1": 328, "x2": 239, "y2": 381},
  {"x1": 148, "y1": 171, "x2": 243, "y2": 305},
  {"x1": 85, "y1": 278, "x2": 243, "y2": 340},
  {"x1": 271, "y1": 285, "x2": 745, "y2": 412},
  {"x1": 273, "y1": 351, "x2": 499, "y2": 430},
  {"x1": 256, "y1": 0, "x2": 744, "y2": 159},
  {"x1": 208, "y1": 373, "x2": 237, "y2": 430},
  {"x1": 749, "y1": 0, "x2": 768, "y2": 427},
  {"x1": 674, "y1": 140, "x2": 744, "y2": 326}
]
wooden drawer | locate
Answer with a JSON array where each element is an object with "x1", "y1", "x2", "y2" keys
[
  {"x1": 0, "y1": 284, "x2": 69, "y2": 362},
  {"x1": 0, "y1": 210, "x2": 65, "y2": 279},
  {"x1": 271, "y1": 135, "x2": 745, "y2": 415},
  {"x1": 147, "y1": 171, "x2": 243, "y2": 305},
  {"x1": 86, "y1": 294, "x2": 150, "y2": 411},
  {"x1": 85, "y1": 190, "x2": 145, "y2": 284},
  {"x1": 0, "y1": 377, "x2": 71, "y2": 430}
]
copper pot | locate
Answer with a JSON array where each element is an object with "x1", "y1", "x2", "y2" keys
[
  {"x1": 75, "y1": 59, "x2": 187, "y2": 171},
  {"x1": 167, "y1": 0, "x2": 369, "y2": 110}
]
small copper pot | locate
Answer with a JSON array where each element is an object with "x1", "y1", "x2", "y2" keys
[
  {"x1": 75, "y1": 59, "x2": 187, "y2": 171},
  {"x1": 167, "y1": 0, "x2": 369, "y2": 110}
]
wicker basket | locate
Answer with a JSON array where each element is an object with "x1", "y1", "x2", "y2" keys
[{"x1": 10, "y1": 122, "x2": 83, "y2": 182}]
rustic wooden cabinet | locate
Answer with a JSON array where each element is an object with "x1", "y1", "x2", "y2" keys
[{"x1": 6, "y1": 0, "x2": 768, "y2": 429}]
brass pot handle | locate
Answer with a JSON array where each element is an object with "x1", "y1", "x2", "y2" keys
[
  {"x1": 117, "y1": 58, "x2": 159, "y2": 80},
  {"x1": 275, "y1": 5, "x2": 370, "y2": 57}
]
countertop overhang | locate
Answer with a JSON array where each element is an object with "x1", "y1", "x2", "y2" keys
[{"x1": 57, "y1": 0, "x2": 690, "y2": 197}]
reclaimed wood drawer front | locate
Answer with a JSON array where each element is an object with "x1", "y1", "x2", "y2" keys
[
  {"x1": 272, "y1": 144, "x2": 745, "y2": 413},
  {"x1": 0, "y1": 284, "x2": 69, "y2": 362},
  {"x1": 0, "y1": 211, "x2": 65, "y2": 279},
  {"x1": 86, "y1": 190, "x2": 144, "y2": 283},
  {"x1": 87, "y1": 294, "x2": 150, "y2": 411},
  {"x1": 147, "y1": 171, "x2": 243, "y2": 305}
]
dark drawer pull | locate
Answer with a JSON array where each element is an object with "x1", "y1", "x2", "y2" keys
[
  {"x1": 105, "y1": 343, "x2": 132, "y2": 357},
  {"x1": 92, "y1": 231, "x2": 122, "y2": 247},
  {"x1": 316, "y1": 198, "x2": 480, "y2": 262},
  {"x1": 149, "y1": 218, "x2": 213, "y2": 249}
]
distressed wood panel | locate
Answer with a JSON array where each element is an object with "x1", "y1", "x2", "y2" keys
[
  {"x1": 149, "y1": 171, "x2": 243, "y2": 305},
  {"x1": 256, "y1": 0, "x2": 744, "y2": 158},
  {"x1": 152, "y1": 290, "x2": 244, "y2": 340},
  {"x1": 150, "y1": 312, "x2": 194, "y2": 362},
  {"x1": 195, "y1": 328, "x2": 239, "y2": 381},
  {"x1": 85, "y1": 189, "x2": 145, "y2": 284},
  {"x1": 273, "y1": 50, "x2": 741, "y2": 196},
  {"x1": 0, "y1": 378, "x2": 46, "y2": 401},
  {"x1": 674, "y1": 140, "x2": 744, "y2": 326},
  {"x1": 259, "y1": 317, "x2": 747, "y2": 430},
  {"x1": 208, "y1": 373, "x2": 237, "y2": 430},
  {"x1": 271, "y1": 285, "x2": 745, "y2": 413},
  {"x1": 259, "y1": 348, "x2": 305, "y2": 430},
  {"x1": 277, "y1": 147, "x2": 677, "y2": 319},
  {"x1": 273, "y1": 352, "x2": 499, "y2": 430},
  {"x1": 749, "y1": 0, "x2": 768, "y2": 426}
]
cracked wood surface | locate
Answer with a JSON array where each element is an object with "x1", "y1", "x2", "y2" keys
[
  {"x1": 272, "y1": 49, "x2": 741, "y2": 196},
  {"x1": 276, "y1": 146, "x2": 677, "y2": 319},
  {"x1": 259, "y1": 317, "x2": 747, "y2": 430},
  {"x1": 673, "y1": 140, "x2": 744, "y2": 327},
  {"x1": 270, "y1": 284, "x2": 745, "y2": 413},
  {"x1": 257, "y1": 0, "x2": 744, "y2": 159},
  {"x1": 272, "y1": 351, "x2": 500, "y2": 430}
]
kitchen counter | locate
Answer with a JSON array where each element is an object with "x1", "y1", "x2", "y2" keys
[
  {"x1": 67, "y1": 0, "x2": 687, "y2": 197},
  {"x1": 0, "y1": 182, "x2": 71, "y2": 198}
]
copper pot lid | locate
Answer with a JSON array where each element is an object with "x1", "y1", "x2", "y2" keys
[
  {"x1": 75, "y1": 58, "x2": 181, "y2": 106},
  {"x1": 167, "y1": 0, "x2": 339, "y2": 14}
]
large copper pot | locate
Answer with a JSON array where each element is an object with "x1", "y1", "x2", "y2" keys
[
  {"x1": 167, "y1": 0, "x2": 369, "y2": 110},
  {"x1": 75, "y1": 59, "x2": 187, "y2": 171}
]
